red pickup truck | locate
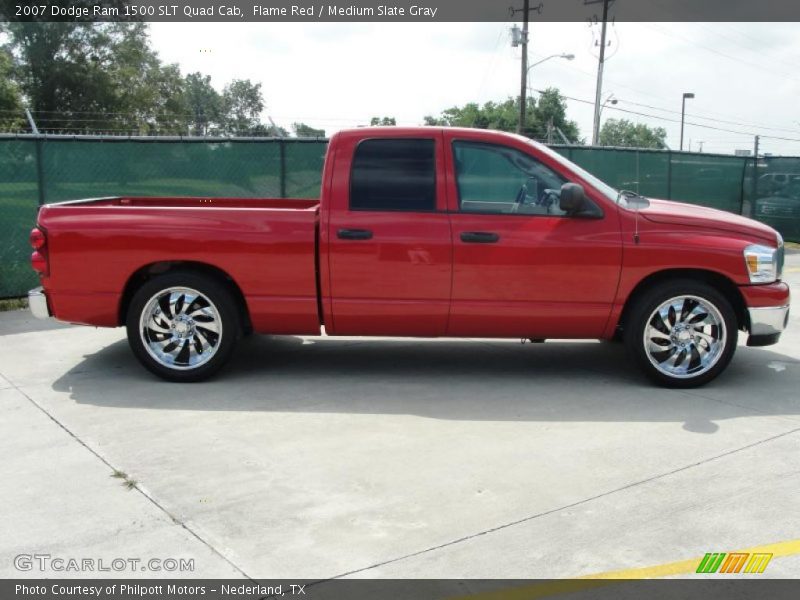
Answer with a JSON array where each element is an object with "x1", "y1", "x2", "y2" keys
[{"x1": 28, "y1": 127, "x2": 789, "y2": 387}]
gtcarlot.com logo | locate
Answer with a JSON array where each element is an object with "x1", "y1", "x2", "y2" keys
[
  {"x1": 14, "y1": 554, "x2": 194, "y2": 573},
  {"x1": 696, "y1": 552, "x2": 772, "y2": 574}
]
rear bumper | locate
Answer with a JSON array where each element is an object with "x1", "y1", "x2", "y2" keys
[{"x1": 28, "y1": 287, "x2": 52, "y2": 320}]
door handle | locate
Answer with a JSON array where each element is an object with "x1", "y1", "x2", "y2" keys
[
  {"x1": 337, "y1": 228, "x2": 373, "y2": 240},
  {"x1": 460, "y1": 231, "x2": 500, "y2": 243}
]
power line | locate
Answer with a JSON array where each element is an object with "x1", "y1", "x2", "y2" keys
[
  {"x1": 528, "y1": 47, "x2": 800, "y2": 135},
  {"x1": 643, "y1": 23, "x2": 800, "y2": 86},
  {"x1": 694, "y1": 23, "x2": 800, "y2": 74},
  {"x1": 614, "y1": 99, "x2": 800, "y2": 136},
  {"x1": 546, "y1": 89, "x2": 800, "y2": 143}
]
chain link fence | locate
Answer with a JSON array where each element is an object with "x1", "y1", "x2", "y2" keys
[
  {"x1": 1, "y1": 135, "x2": 798, "y2": 298},
  {"x1": 553, "y1": 146, "x2": 800, "y2": 242}
]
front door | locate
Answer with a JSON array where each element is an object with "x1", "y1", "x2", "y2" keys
[{"x1": 445, "y1": 134, "x2": 622, "y2": 338}]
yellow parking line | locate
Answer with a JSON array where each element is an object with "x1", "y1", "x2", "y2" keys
[
  {"x1": 784, "y1": 267, "x2": 800, "y2": 272},
  {"x1": 578, "y1": 538, "x2": 800, "y2": 579},
  {"x1": 451, "y1": 538, "x2": 800, "y2": 600}
]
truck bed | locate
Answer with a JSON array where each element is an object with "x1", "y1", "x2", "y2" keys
[{"x1": 36, "y1": 196, "x2": 322, "y2": 334}]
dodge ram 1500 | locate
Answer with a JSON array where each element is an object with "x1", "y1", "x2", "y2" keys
[{"x1": 29, "y1": 127, "x2": 790, "y2": 386}]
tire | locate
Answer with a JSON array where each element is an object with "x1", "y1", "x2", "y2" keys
[
  {"x1": 624, "y1": 279, "x2": 738, "y2": 388},
  {"x1": 126, "y1": 271, "x2": 241, "y2": 382}
]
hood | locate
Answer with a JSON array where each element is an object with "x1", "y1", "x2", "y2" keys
[{"x1": 641, "y1": 199, "x2": 778, "y2": 243}]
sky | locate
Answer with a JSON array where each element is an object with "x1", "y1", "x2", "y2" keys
[{"x1": 149, "y1": 21, "x2": 800, "y2": 155}]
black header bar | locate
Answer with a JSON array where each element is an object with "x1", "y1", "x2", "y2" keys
[{"x1": 1, "y1": 0, "x2": 800, "y2": 22}]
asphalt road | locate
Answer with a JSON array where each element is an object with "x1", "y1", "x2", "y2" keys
[{"x1": 1, "y1": 253, "x2": 799, "y2": 581}]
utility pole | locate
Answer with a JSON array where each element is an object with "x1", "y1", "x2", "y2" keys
[
  {"x1": 679, "y1": 92, "x2": 695, "y2": 151},
  {"x1": 588, "y1": 0, "x2": 612, "y2": 145},
  {"x1": 511, "y1": 1, "x2": 542, "y2": 134},
  {"x1": 519, "y1": 0, "x2": 529, "y2": 134},
  {"x1": 750, "y1": 135, "x2": 760, "y2": 217}
]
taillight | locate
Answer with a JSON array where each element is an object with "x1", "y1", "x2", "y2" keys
[
  {"x1": 30, "y1": 227, "x2": 46, "y2": 250},
  {"x1": 30, "y1": 227, "x2": 49, "y2": 276},
  {"x1": 31, "y1": 251, "x2": 48, "y2": 275}
]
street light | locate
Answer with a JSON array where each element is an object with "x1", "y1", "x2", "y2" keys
[
  {"x1": 680, "y1": 92, "x2": 695, "y2": 151},
  {"x1": 595, "y1": 93, "x2": 618, "y2": 145},
  {"x1": 519, "y1": 53, "x2": 575, "y2": 133},
  {"x1": 598, "y1": 93, "x2": 618, "y2": 119},
  {"x1": 526, "y1": 53, "x2": 575, "y2": 76}
]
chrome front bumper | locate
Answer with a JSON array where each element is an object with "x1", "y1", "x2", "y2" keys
[
  {"x1": 748, "y1": 305, "x2": 790, "y2": 336},
  {"x1": 28, "y1": 287, "x2": 51, "y2": 320}
]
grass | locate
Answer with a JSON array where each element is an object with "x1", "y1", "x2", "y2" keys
[
  {"x1": 111, "y1": 469, "x2": 138, "y2": 491},
  {"x1": 0, "y1": 297, "x2": 27, "y2": 311}
]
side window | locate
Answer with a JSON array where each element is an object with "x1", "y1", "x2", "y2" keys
[
  {"x1": 453, "y1": 141, "x2": 568, "y2": 216},
  {"x1": 350, "y1": 139, "x2": 436, "y2": 211}
]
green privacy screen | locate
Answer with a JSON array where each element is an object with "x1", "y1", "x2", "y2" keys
[
  {"x1": 0, "y1": 136, "x2": 797, "y2": 298},
  {"x1": 0, "y1": 140, "x2": 41, "y2": 299},
  {"x1": 39, "y1": 138, "x2": 326, "y2": 202},
  {"x1": 553, "y1": 146, "x2": 749, "y2": 213}
]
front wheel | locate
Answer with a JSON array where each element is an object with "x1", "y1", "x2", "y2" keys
[
  {"x1": 126, "y1": 271, "x2": 241, "y2": 382},
  {"x1": 624, "y1": 280, "x2": 738, "y2": 388}
]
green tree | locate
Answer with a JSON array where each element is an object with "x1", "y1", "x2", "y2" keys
[
  {"x1": 531, "y1": 88, "x2": 581, "y2": 143},
  {"x1": 599, "y1": 118, "x2": 667, "y2": 149},
  {"x1": 143, "y1": 63, "x2": 191, "y2": 134},
  {"x1": 184, "y1": 72, "x2": 222, "y2": 135},
  {"x1": 292, "y1": 122, "x2": 325, "y2": 138},
  {"x1": 0, "y1": 49, "x2": 23, "y2": 130},
  {"x1": 2, "y1": 21, "x2": 189, "y2": 134},
  {"x1": 423, "y1": 88, "x2": 581, "y2": 143},
  {"x1": 221, "y1": 79, "x2": 264, "y2": 134},
  {"x1": 370, "y1": 116, "x2": 396, "y2": 126},
  {"x1": 424, "y1": 99, "x2": 517, "y2": 130},
  {"x1": 105, "y1": 25, "x2": 190, "y2": 134}
]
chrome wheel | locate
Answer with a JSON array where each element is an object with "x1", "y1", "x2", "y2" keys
[
  {"x1": 643, "y1": 295, "x2": 726, "y2": 379},
  {"x1": 139, "y1": 287, "x2": 223, "y2": 371}
]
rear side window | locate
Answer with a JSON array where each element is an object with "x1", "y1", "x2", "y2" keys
[{"x1": 350, "y1": 139, "x2": 436, "y2": 211}]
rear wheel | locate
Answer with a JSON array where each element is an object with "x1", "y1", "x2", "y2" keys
[
  {"x1": 624, "y1": 280, "x2": 738, "y2": 387},
  {"x1": 126, "y1": 271, "x2": 240, "y2": 382}
]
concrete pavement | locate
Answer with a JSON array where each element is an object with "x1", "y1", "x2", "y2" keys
[{"x1": 1, "y1": 254, "x2": 799, "y2": 580}]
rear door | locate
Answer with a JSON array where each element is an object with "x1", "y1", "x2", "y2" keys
[{"x1": 324, "y1": 131, "x2": 452, "y2": 336}]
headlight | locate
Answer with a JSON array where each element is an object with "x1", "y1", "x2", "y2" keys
[{"x1": 744, "y1": 244, "x2": 778, "y2": 283}]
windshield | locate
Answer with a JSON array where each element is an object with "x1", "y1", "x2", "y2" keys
[{"x1": 522, "y1": 138, "x2": 621, "y2": 203}]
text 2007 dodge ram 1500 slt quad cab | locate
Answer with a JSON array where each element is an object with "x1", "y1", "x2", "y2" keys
[{"x1": 28, "y1": 127, "x2": 789, "y2": 387}]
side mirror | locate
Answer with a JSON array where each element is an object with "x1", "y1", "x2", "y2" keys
[{"x1": 559, "y1": 182, "x2": 586, "y2": 214}]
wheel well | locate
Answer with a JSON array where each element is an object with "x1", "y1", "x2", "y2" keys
[
  {"x1": 617, "y1": 269, "x2": 747, "y2": 335},
  {"x1": 118, "y1": 261, "x2": 252, "y2": 332}
]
